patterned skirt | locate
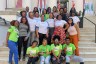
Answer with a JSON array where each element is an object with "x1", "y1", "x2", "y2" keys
[{"x1": 52, "y1": 26, "x2": 66, "y2": 44}]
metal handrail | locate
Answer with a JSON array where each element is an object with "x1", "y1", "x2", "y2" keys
[{"x1": 84, "y1": 17, "x2": 96, "y2": 43}]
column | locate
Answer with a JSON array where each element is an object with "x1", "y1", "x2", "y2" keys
[
  {"x1": 47, "y1": 0, "x2": 57, "y2": 9},
  {"x1": 75, "y1": 0, "x2": 83, "y2": 12},
  {"x1": 68, "y1": 0, "x2": 83, "y2": 12},
  {"x1": 16, "y1": 0, "x2": 22, "y2": 8},
  {"x1": 31, "y1": 0, "x2": 38, "y2": 10},
  {"x1": 22, "y1": 0, "x2": 31, "y2": 10},
  {"x1": 7, "y1": 0, "x2": 16, "y2": 8},
  {"x1": 0, "y1": 0, "x2": 6, "y2": 11}
]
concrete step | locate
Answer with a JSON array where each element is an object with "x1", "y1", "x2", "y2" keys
[
  {"x1": 79, "y1": 44, "x2": 96, "y2": 47},
  {"x1": 0, "y1": 51, "x2": 9, "y2": 57},
  {"x1": 80, "y1": 28, "x2": 95, "y2": 32},
  {"x1": 0, "y1": 15, "x2": 17, "y2": 21},
  {"x1": 80, "y1": 34, "x2": 94, "y2": 37},
  {"x1": 79, "y1": 47, "x2": 96, "y2": 52},
  {"x1": 80, "y1": 32, "x2": 95, "y2": 35},
  {"x1": 80, "y1": 35, "x2": 95, "y2": 39},
  {"x1": 0, "y1": 11, "x2": 17, "y2": 15},
  {"x1": 80, "y1": 52, "x2": 96, "y2": 58},
  {"x1": 79, "y1": 38, "x2": 95, "y2": 42},
  {"x1": 79, "y1": 42, "x2": 95, "y2": 44},
  {"x1": 0, "y1": 46, "x2": 9, "y2": 51},
  {"x1": 0, "y1": 57, "x2": 96, "y2": 64},
  {"x1": 5, "y1": 8, "x2": 25, "y2": 11},
  {"x1": 71, "y1": 58, "x2": 96, "y2": 64}
]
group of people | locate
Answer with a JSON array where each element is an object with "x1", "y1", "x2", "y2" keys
[{"x1": 6, "y1": 6, "x2": 84, "y2": 64}]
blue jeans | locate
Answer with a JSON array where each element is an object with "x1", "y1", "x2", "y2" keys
[
  {"x1": 66, "y1": 55, "x2": 84, "y2": 63},
  {"x1": 8, "y1": 40, "x2": 18, "y2": 64},
  {"x1": 40, "y1": 56, "x2": 51, "y2": 64}
]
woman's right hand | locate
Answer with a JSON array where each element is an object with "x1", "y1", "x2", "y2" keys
[
  {"x1": 6, "y1": 43, "x2": 8, "y2": 47},
  {"x1": 24, "y1": 37, "x2": 28, "y2": 41},
  {"x1": 6, "y1": 40, "x2": 8, "y2": 47},
  {"x1": 40, "y1": 52, "x2": 44, "y2": 55},
  {"x1": 36, "y1": 34, "x2": 39, "y2": 38}
]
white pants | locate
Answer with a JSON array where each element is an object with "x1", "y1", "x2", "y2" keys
[
  {"x1": 40, "y1": 56, "x2": 51, "y2": 64},
  {"x1": 66, "y1": 55, "x2": 84, "y2": 63}
]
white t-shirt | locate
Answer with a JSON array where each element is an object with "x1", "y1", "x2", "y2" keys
[
  {"x1": 46, "y1": 19, "x2": 54, "y2": 28},
  {"x1": 34, "y1": 17, "x2": 41, "y2": 22},
  {"x1": 55, "y1": 20, "x2": 67, "y2": 27},
  {"x1": 26, "y1": 12, "x2": 29, "y2": 18},
  {"x1": 70, "y1": 16, "x2": 80, "y2": 24},
  {"x1": 28, "y1": 18, "x2": 37, "y2": 32},
  {"x1": 17, "y1": 17, "x2": 21, "y2": 22},
  {"x1": 36, "y1": 22, "x2": 49, "y2": 34}
]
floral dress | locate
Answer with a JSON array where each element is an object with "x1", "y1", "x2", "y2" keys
[{"x1": 52, "y1": 20, "x2": 67, "y2": 44}]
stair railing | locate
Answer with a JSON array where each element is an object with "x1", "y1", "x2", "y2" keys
[{"x1": 84, "y1": 17, "x2": 96, "y2": 43}]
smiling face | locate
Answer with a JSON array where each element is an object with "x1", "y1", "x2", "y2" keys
[
  {"x1": 65, "y1": 38, "x2": 70, "y2": 45},
  {"x1": 64, "y1": 8, "x2": 67, "y2": 13},
  {"x1": 60, "y1": 8, "x2": 64, "y2": 14},
  {"x1": 57, "y1": 15, "x2": 62, "y2": 20},
  {"x1": 14, "y1": 21, "x2": 19, "y2": 27},
  {"x1": 41, "y1": 15, "x2": 45, "y2": 22},
  {"x1": 72, "y1": 12, "x2": 75, "y2": 16},
  {"x1": 29, "y1": 12, "x2": 34, "y2": 19},
  {"x1": 68, "y1": 18, "x2": 73, "y2": 24},
  {"x1": 32, "y1": 42, "x2": 37, "y2": 47},
  {"x1": 54, "y1": 38, "x2": 60, "y2": 45},
  {"x1": 43, "y1": 9, "x2": 47, "y2": 14},
  {"x1": 49, "y1": 13, "x2": 53, "y2": 19},
  {"x1": 26, "y1": 6, "x2": 29, "y2": 12},
  {"x1": 53, "y1": 6, "x2": 57, "y2": 12},
  {"x1": 21, "y1": 17, "x2": 27, "y2": 24},
  {"x1": 42, "y1": 39, "x2": 47, "y2": 46},
  {"x1": 35, "y1": 12, "x2": 39, "y2": 17},
  {"x1": 22, "y1": 12, "x2": 26, "y2": 17}
]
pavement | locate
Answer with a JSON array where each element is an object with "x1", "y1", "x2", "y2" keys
[{"x1": 0, "y1": 22, "x2": 9, "y2": 46}]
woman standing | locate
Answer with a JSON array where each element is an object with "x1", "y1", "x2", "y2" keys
[
  {"x1": 18, "y1": 17, "x2": 30, "y2": 61},
  {"x1": 46, "y1": 13, "x2": 54, "y2": 45},
  {"x1": 47, "y1": 7, "x2": 51, "y2": 14},
  {"x1": 52, "y1": 6, "x2": 59, "y2": 18},
  {"x1": 67, "y1": 18, "x2": 80, "y2": 56},
  {"x1": 6, "y1": 20, "x2": 19, "y2": 64},
  {"x1": 36, "y1": 14, "x2": 49, "y2": 45},
  {"x1": 42, "y1": 9, "x2": 49, "y2": 21},
  {"x1": 17, "y1": 11, "x2": 27, "y2": 22},
  {"x1": 33, "y1": 7, "x2": 39, "y2": 14},
  {"x1": 34, "y1": 12, "x2": 41, "y2": 22},
  {"x1": 52, "y1": 15, "x2": 69, "y2": 44},
  {"x1": 28, "y1": 12, "x2": 38, "y2": 46},
  {"x1": 69, "y1": 12, "x2": 80, "y2": 26}
]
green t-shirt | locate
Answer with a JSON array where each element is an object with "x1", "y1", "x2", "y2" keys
[
  {"x1": 39, "y1": 45, "x2": 51, "y2": 57},
  {"x1": 44, "y1": 14, "x2": 49, "y2": 21},
  {"x1": 26, "y1": 47, "x2": 39, "y2": 57},
  {"x1": 63, "y1": 43, "x2": 76, "y2": 56},
  {"x1": 8, "y1": 26, "x2": 19, "y2": 42},
  {"x1": 51, "y1": 44, "x2": 62, "y2": 57}
]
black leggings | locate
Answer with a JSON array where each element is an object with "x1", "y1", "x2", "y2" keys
[
  {"x1": 18, "y1": 36, "x2": 28, "y2": 59},
  {"x1": 27, "y1": 57, "x2": 38, "y2": 64},
  {"x1": 39, "y1": 33, "x2": 47, "y2": 45},
  {"x1": 48, "y1": 27, "x2": 54, "y2": 45}
]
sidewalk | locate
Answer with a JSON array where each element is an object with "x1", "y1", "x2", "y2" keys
[{"x1": 0, "y1": 24, "x2": 8, "y2": 46}]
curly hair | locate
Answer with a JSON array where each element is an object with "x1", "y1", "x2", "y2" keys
[{"x1": 53, "y1": 35, "x2": 60, "y2": 41}]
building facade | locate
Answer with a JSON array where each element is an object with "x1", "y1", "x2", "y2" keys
[{"x1": 0, "y1": 0, "x2": 95, "y2": 14}]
